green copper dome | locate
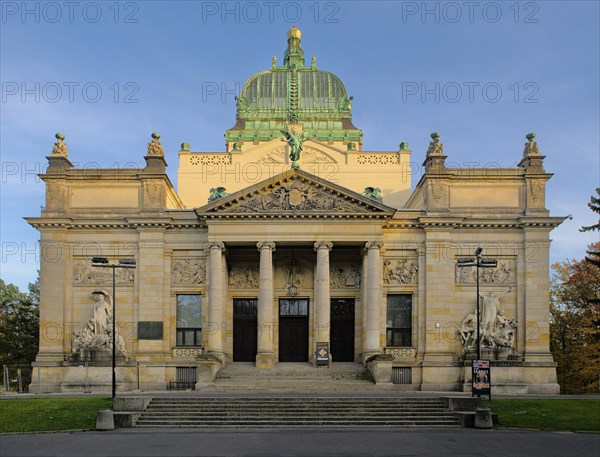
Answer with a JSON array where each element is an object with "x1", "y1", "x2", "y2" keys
[{"x1": 226, "y1": 27, "x2": 362, "y2": 146}]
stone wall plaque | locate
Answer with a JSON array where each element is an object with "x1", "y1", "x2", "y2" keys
[{"x1": 138, "y1": 321, "x2": 163, "y2": 340}]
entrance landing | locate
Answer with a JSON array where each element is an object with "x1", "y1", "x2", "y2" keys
[{"x1": 205, "y1": 362, "x2": 380, "y2": 393}]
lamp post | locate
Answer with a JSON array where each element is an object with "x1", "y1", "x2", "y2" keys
[
  {"x1": 457, "y1": 247, "x2": 497, "y2": 360},
  {"x1": 90, "y1": 257, "x2": 136, "y2": 399}
]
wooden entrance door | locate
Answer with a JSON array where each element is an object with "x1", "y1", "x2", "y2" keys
[
  {"x1": 278, "y1": 298, "x2": 309, "y2": 362},
  {"x1": 330, "y1": 298, "x2": 355, "y2": 362},
  {"x1": 233, "y1": 299, "x2": 257, "y2": 362}
]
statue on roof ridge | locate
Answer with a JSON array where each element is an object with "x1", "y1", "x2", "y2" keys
[{"x1": 280, "y1": 129, "x2": 308, "y2": 168}]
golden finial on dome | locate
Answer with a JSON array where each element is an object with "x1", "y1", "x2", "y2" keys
[{"x1": 288, "y1": 25, "x2": 301, "y2": 40}]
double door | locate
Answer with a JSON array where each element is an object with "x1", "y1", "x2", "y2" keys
[
  {"x1": 330, "y1": 298, "x2": 355, "y2": 362},
  {"x1": 279, "y1": 298, "x2": 309, "y2": 362},
  {"x1": 233, "y1": 299, "x2": 257, "y2": 362}
]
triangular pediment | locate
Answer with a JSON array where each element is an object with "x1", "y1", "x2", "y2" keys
[{"x1": 196, "y1": 168, "x2": 395, "y2": 219}]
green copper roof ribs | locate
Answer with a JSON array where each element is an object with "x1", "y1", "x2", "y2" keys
[{"x1": 226, "y1": 27, "x2": 363, "y2": 145}]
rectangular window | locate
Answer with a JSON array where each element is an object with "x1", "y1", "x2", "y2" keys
[
  {"x1": 386, "y1": 294, "x2": 412, "y2": 347},
  {"x1": 176, "y1": 294, "x2": 202, "y2": 346}
]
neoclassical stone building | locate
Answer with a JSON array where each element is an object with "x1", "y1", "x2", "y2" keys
[{"x1": 27, "y1": 27, "x2": 563, "y2": 393}]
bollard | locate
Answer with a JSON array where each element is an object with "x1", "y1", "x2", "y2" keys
[
  {"x1": 474, "y1": 406, "x2": 493, "y2": 429},
  {"x1": 96, "y1": 409, "x2": 115, "y2": 430}
]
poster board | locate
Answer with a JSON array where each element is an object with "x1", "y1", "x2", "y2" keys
[{"x1": 472, "y1": 359, "x2": 491, "y2": 399}]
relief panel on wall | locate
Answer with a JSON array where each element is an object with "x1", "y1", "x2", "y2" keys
[
  {"x1": 73, "y1": 259, "x2": 135, "y2": 285},
  {"x1": 455, "y1": 258, "x2": 516, "y2": 285},
  {"x1": 228, "y1": 263, "x2": 259, "y2": 289},
  {"x1": 171, "y1": 258, "x2": 206, "y2": 285},
  {"x1": 330, "y1": 263, "x2": 361, "y2": 289},
  {"x1": 383, "y1": 258, "x2": 418, "y2": 285}
]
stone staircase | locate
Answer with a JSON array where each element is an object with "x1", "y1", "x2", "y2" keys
[
  {"x1": 205, "y1": 362, "x2": 376, "y2": 393},
  {"x1": 134, "y1": 397, "x2": 461, "y2": 428}
]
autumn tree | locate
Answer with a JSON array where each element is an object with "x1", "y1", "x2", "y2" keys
[
  {"x1": 0, "y1": 275, "x2": 40, "y2": 367},
  {"x1": 580, "y1": 187, "x2": 600, "y2": 267},
  {"x1": 550, "y1": 248, "x2": 600, "y2": 393}
]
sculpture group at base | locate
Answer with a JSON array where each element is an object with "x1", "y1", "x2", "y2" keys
[
  {"x1": 460, "y1": 288, "x2": 517, "y2": 354},
  {"x1": 72, "y1": 290, "x2": 127, "y2": 359}
]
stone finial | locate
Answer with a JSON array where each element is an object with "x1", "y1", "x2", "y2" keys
[
  {"x1": 523, "y1": 132, "x2": 540, "y2": 157},
  {"x1": 399, "y1": 141, "x2": 409, "y2": 151},
  {"x1": 51, "y1": 132, "x2": 68, "y2": 157},
  {"x1": 311, "y1": 56, "x2": 317, "y2": 70},
  {"x1": 208, "y1": 187, "x2": 228, "y2": 202},
  {"x1": 147, "y1": 132, "x2": 164, "y2": 156},
  {"x1": 518, "y1": 132, "x2": 544, "y2": 172},
  {"x1": 363, "y1": 186, "x2": 383, "y2": 202},
  {"x1": 180, "y1": 142, "x2": 190, "y2": 152},
  {"x1": 426, "y1": 132, "x2": 444, "y2": 156}
]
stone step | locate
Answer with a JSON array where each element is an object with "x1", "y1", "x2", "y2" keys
[
  {"x1": 141, "y1": 413, "x2": 455, "y2": 419},
  {"x1": 135, "y1": 397, "x2": 460, "y2": 428},
  {"x1": 146, "y1": 400, "x2": 445, "y2": 406},
  {"x1": 136, "y1": 420, "x2": 460, "y2": 427}
]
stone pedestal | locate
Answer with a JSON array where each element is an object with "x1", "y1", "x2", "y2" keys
[
  {"x1": 474, "y1": 407, "x2": 493, "y2": 429},
  {"x1": 256, "y1": 352, "x2": 276, "y2": 369},
  {"x1": 96, "y1": 409, "x2": 115, "y2": 431},
  {"x1": 195, "y1": 355, "x2": 223, "y2": 387},
  {"x1": 143, "y1": 155, "x2": 167, "y2": 173},
  {"x1": 366, "y1": 354, "x2": 393, "y2": 384}
]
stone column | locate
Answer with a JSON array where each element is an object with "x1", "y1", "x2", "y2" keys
[
  {"x1": 206, "y1": 242, "x2": 225, "y2": 362},
  {"x1": 256, "y1": 241, "x2": 276, "y2": 369},
  {"x1": 364, "y1": 241, "x2": 384, "y2": 361},
  {"x1": 314, "y1": 241, "x2": 333, "y2": 355}
]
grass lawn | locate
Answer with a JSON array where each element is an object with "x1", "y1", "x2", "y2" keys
[
  {"x1": 0, "y1": 397, "x2": 112, "y2": 433},
  {"x1": 482, "y1": 398, "x2": 600, "y2": 432}
]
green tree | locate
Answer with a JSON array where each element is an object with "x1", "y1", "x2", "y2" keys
[
  {"x1": 580, "y1": 188, "x2": 600, "y2": 267},
  {"x1": 0, "y1": 276, "x2": 40, "y2": 367},
  {"x1": 550, "y1": 249, "x2": 600, "y2": 394}
]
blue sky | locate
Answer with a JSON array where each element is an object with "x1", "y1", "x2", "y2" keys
[{"x1": 1, "y1": 0, "x2": 599, "y2": 289}]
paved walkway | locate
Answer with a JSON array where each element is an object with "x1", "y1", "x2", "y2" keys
[{"x1": 2, "y1": 427, "x2": 599, "y2": 457}]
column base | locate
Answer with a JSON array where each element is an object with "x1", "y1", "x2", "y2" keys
[{"x1": 256, "y1": 352, "x2": 276, "y2": 369}]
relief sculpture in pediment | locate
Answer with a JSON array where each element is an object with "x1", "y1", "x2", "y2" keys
[{"x1": 233, "y1": 180, "x2": 366, "y2": 213}]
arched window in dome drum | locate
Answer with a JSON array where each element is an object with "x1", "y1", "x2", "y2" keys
[
  {"x1": 299, "y1": 72, "x2": 315, "y2": 109},
  {"x1": 245, "y1": 78, "x2": 258, "y2": 110},
  {"x1": 258, "y1": 74, "x2": 272, "y2": 110},
  {"x1": 273, "y1": 72, "x2": 288, "y2": 109},
  {"x1": 315, "y1": 73, "x2": 328, "y2": 109}
]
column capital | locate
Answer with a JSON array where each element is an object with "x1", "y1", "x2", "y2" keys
[
  {"x1": 314, "y1": 241, "x2": 333, "y2": 251},
  {"x1": 207, "y1": 242, "x2": 225, "y2": 253},
  {"x1": 257, "y1": 241, "x2": 276, "y2": 251},
  {"x1": 365, "y1": 241, "x2": 384, "y2": 250}
]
